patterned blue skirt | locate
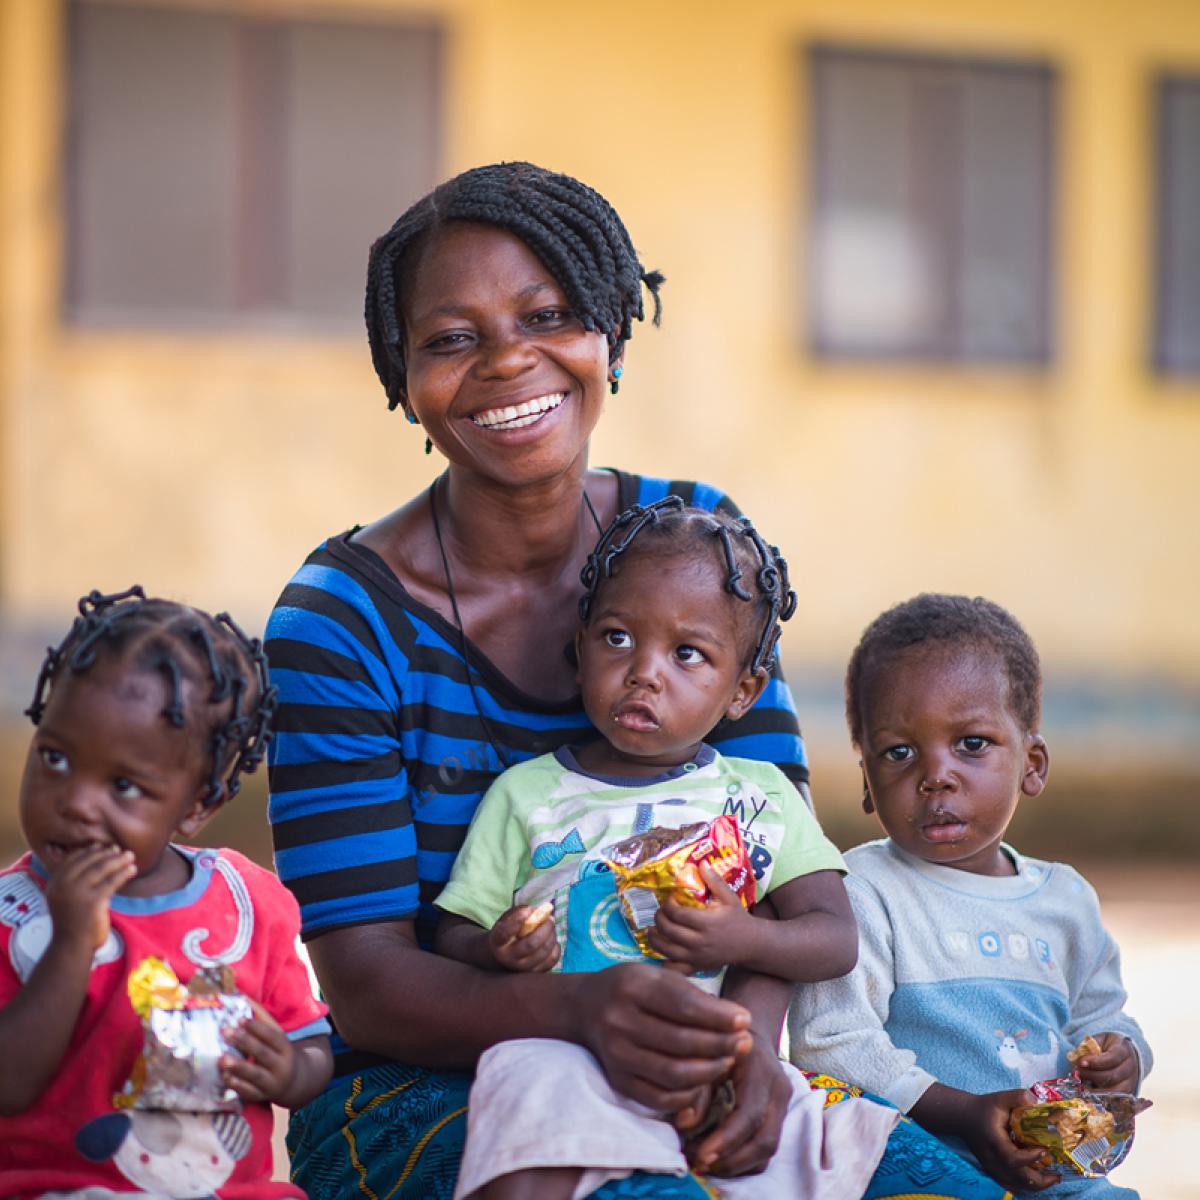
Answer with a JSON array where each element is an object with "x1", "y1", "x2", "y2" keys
[{"x1": 285, "y1": 1063, "x2": 1013, "y2": 1199}]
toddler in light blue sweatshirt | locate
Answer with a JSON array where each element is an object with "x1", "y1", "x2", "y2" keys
[{"x1": 788, "y1": 594, "x2": 1151, "y2": 1199}]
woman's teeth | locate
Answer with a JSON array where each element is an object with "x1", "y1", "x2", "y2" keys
[{"x1": 471, "y1": 392, "x2": 565, "y2": 429}]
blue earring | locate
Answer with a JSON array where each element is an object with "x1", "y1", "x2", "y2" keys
[
  {"x1": 406, "y1": 410, "x2": 418, "y2": 425},
  {"x1": 610, "y1": 365, "x2": 623, "y2": 396}
]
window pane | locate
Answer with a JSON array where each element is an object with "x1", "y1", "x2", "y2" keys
[
  {"x1": 285, "y1": 21, "x2": 441, "y2": 325},
  {"x1": 807, "y1": 45, "x2": 1055, "y2": 364},
  {"x1": 1155, "y1": 77, "x2": 1200, "y2": 374},
  {"x1": 66, "y1": 3, "x2": 238, "y2": 321}
]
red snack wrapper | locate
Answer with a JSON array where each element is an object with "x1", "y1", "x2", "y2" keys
[
  {"x1": 604, "y1": 815, "x2": 754, "y2": 957},
  {"x1": 115, "y1": 956, "x2": 252, "y2": 1113},
  {"x1": 1009, "y1": 1073, "x2": 1151, "y2": 1178}
]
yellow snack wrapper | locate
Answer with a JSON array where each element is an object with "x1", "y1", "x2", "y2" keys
[
  {"x1": 603, "y1": 816, "x2": 753, "y2": 958},
  {"x1": 1009, "y1": 1075, "x2": 1151, "y2": 1178},
  {"x1": 115, "y1": 956, "x2": 252, "y2": 1112}
]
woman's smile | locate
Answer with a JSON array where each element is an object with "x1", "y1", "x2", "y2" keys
[{"x1": 469, "y1": 391, "x2": 567, "y2": 430}]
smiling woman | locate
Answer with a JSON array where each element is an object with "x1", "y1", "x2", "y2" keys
[{"x1": 263, "y1": 162, "x2": 1012, "y2": 1200}]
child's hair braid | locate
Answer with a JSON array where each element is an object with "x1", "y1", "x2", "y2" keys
[
  {"x1": 365, "y1": 161, "x2": 665, "y2": 410},
  {"x1": 844, "y1": 592, "x2": 1042, "y2": 747},
  {"x1": 25, "y1": 586, "x2": 277, "y2": 807},
  {"x1": 578, "y1": 496, "x2": 797, "y2": 675}
]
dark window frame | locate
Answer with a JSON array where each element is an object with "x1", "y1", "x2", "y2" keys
[{"x1": 62, "y1": 0, "x2": 442, "y2": 332}]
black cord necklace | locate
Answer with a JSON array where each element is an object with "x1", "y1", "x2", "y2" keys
[{"x1": 428, "y1": 474, "x2": 603, "y2": 771}]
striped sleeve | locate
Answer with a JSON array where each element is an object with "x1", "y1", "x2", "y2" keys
[
  {"x1": 633, "y1": 477, "x2": 809, "y2": 788},
  {"x1": 266, "y1": 544, "x2": 417, "y2": 940}
]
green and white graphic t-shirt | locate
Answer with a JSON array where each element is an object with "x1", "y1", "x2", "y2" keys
[{"x1": 436, "y1": 744, "x2": 845, "y2": 992}]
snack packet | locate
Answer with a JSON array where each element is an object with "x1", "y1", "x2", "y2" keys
[
  {"x1": 1009, "y1": 1073, "x2": 1151, "y2": 1178},
  {"x1": 115, "y1": 956, "x2": 253, "y2": 1112},
  {"x1": 604, "y1": 816, "x2": 754, "y2": 957}
]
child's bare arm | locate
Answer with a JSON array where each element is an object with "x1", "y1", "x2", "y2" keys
[
  {"x1": 435, "y1": 905, "x2": 559, "y2": 973},
  {"x1": 221, "y1": 1001, "x2": 332, "y2": 1109},
  {"x1": 647, "y1": 866, "x2": 857, "y2": 981},
  {"x1": 911, "y1": 1083, "x2": 1058, "y2": 1194},
  {"x1": 0, "y1": 847, "x2": 137, "y2": 1114}
]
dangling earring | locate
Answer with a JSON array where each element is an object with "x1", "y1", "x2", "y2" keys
[
  {"x1": 425, "y1": 437, "x2": 433, "y2": 455},
  {"x1": 406, "y1": 410, "x2": 418, "y2": 425},
  {"x1": 860, "y1": 765, "x2": 874, "y2": 814},
  {"x1": 610, "y1": 364, "x2": 623, "y2": 396}
]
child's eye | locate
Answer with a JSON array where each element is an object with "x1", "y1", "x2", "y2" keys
[
  {"x1": 882, "y1": 745, "x2": 913, "y2": 763},
  {"x1": 675, "y1": 645, "x2": 706, "y2": 665},
  {"x1": 959, "y1": 735, "x2": 990, "y2": 753},
  {"x1": 604, "y1": 630, "x2": 632, "y2": 649},
  {"x1": 39, "y1": 747, "x2": 68, "y2": 774},
  {"x1": 112, "y1": 777, "x2": 144, "y2": 801}
]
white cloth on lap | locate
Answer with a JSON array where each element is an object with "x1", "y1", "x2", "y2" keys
[{"x1": 454, "y1": 1038, "x2": 898, "y2": 1200}]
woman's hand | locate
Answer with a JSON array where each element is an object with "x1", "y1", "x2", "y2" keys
[
  {"x1": 488, "y1": 903, "x2": 560, "y2": 973},
  {"x1": 45, "y1": 845, "x2": 137, "y2": 953},
  {"x1": 1072, "y1": 1032, "x2": 1139, "y2": 1093},
  {"x1": 683, "y1": 1030, "x2": 792, "y2": 1177},
  {"x1": 645, "y1": 863, "x2": 755, "y2": 973},
  {"x1": 575, "y1": 963, "x2": 753, "y2": 1114}
]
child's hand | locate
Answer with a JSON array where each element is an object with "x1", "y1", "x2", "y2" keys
[
  {"x1": 220, "y1": 1001, "x2": 297, "y2": 1104},
  {"x1": 487, "y1": 902, "x2": 560, "y2": 972},
  {"x1": 45, "y1": 845, "x2": 137, "y2": 952},
  {"x1": 645, "y1": 863, "x2": 752, "y2": 973},
  {"x1": 1073, "y1": 1032, "x2": 1139, "y2": 1092},
  {"x1": 961, "y1": 1089, "x2": 1058, "y2": 1194}
]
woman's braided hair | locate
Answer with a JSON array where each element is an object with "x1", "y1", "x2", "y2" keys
[
  {"x1": 365, "y1": 161, "x2": 665, "y2": 410},
  {"x1": 578, "y1": 496, "x2": 797, "y2": 676},
  {"x1": 25, "y1": 586, "x2": 277, "y2": 807}
]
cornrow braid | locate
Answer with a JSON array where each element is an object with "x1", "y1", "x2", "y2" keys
[
  {"x1": 365, "y1": 161, "x2": 665, "y2": 410},
  {"x1": 25, "y1": 586, "x2": 277, "y2": 808},
  {"x1": 579, "y1": 497, "x2": 797, "y2": 675}
]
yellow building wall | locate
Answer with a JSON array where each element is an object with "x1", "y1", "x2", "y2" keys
[{"x1": 2, "y1": 0, "x2": 1199, "y2": 699}]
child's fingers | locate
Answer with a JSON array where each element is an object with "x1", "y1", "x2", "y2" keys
[
  {"x1": 494, "y1": 902, "x2": 553, "y2": 949},
  {"x1": 696, "y1": 862, "x2": 741, "y2": 906},
  {"x1": 226, "y1": 1017, "x2": 289, "y2": 1062},
  {"x1": 220, "y1": 1054, "x2": 279, "y2": 1103}
]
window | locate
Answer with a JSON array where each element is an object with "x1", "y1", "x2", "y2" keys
[
  {"x1": 1153, "y1": 75, "x2": 1200, "y2": 375},
  {"x1": 806, "y1": 44, "x2": 1056, "y2": 364},
  {"x1": 64, "y1": 1, "x2": 441, "y2": 329}
]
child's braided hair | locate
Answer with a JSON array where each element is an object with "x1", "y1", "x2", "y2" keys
[
  {"x1": 844, "y1": 592, "x2": 1042, "y2": 748},
  {"x1": 579, "y1": 496, "x2": 797, "y2": 675},
  {"x1": 365, "y1": 161, "x2": 665, "y2": 410},
  {"x1": 25, "y1": 586, "x2": 277, "y2": 807}
]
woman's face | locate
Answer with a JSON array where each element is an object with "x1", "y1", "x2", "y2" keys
[{"x1": 401, "y1": 222, "x2": 613, "y2": 487}]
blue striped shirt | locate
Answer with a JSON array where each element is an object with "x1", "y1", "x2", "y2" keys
[{"x1": 266, "y1": 472, "x2": 808, "y2": 957}]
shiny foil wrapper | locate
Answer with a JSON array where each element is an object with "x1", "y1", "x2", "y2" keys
[
  {"x1": 1009, "y1": 1074, "x2": 1151, "y2": 1178},
  {"x1": 604, "y1": 815, "x2": 754, "y2": 958},
  {"x1": 115, "y1": 957, "x2": 252, "y2": 1113}
]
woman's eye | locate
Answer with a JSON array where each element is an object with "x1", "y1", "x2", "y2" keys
[
  {"x1": 883, "y1": 745, "x2": 912, "y2": 763},
  {"x1": 528, "y1": 308, "x2": 572, "y2": 327},
  {"x1": 112, "y1": 777, "x2": 144, "y2": 801},
  {"x1": 960, "y1": 735, "x2": 989, "y2": 753},
  {"x1": 39, "y1": 747, "x2": 68, "y2": 773},
  {"x1": 604, "y1": 630, "x2": 631, "y2": 648},
  {"x1": 676, "y1": 645, "x2": 706, "y2": 665},
  {"x1": 424, "y1": 330, "x2": 471, "y2": 351}
]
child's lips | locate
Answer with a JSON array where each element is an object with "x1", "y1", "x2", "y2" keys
[
  {"x1": 920, "y1": 816, "x2": 967, "y2": 843},
  {"x1": 612, "y1": 702, "x2": 660, "y2": 733}
]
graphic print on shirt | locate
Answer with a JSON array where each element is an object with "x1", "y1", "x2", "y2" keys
[
  {"x1": 74, "y1": 1108, "x2": 251, "y2": 1198},
  {"x1": 0, "y1": 870, "x2": 123, "y2": 982},
  {"x1": 996, "y1": 1028, "x2": 1061, "y2": 1088},
  {"x1": 722, "y1": 780, "x2": 775, "y2": 880}
]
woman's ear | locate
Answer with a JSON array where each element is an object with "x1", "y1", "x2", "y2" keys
[
  {"x1": 860, "y1": 761, "x2": 875, "y2": 813},
  {"x1": 724, "y1": 669, "x2": 768, "y2": 721},
  {"x1": 1021, "y1": 733, "x2": 1050, "y2": 797}
]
